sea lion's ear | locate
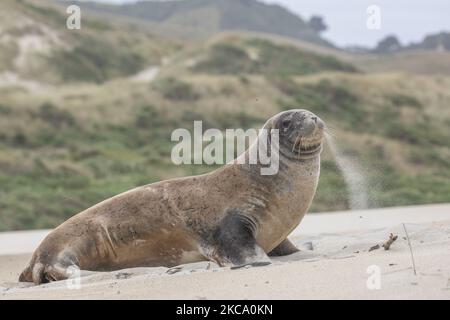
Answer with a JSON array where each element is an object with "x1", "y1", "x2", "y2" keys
[{"x1": 211, "y1": 209, "x2": 271, "y2": 268}]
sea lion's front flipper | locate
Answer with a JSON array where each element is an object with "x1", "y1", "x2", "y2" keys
[
  {"x1": 211, "y1": 209, "x2": 271, "y2": 268},
  {"x1": 268, "y1": 238, "x2": 300, "y2": 257}
]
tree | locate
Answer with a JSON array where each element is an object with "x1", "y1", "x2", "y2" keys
[
  {"x1": 374, "y1": 35, "x2": 402, "y2": 53},
  {"x1": 308, "y1": 15, "x2": 327, "y2": 34}
]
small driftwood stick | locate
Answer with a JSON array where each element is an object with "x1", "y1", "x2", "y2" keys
[{"x1": 382, "y1": 233, "x2": 398, "y2": 251}]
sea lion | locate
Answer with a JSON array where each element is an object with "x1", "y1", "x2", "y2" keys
[{"x1": 19, "y1": 109, "x2": 325, "y2": 284}]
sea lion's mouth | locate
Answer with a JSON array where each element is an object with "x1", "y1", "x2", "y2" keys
[
  {"x1": 277, "y1": 136, "x2": 322, "y2": 160},
  {"x1": 298, "y1": 143, "x2": 322, "y2": 155},
  {"x1": 291, "y1": 137, "x2": 322, "y2": 156}
]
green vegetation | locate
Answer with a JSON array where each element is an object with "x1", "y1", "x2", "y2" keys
[
  {"x1": 2, "y1": 69, "x2": 449, "y2": 231},
  {"x1": 386, "y1": 93, "x2": 423, "y2": 109},
  {"x1": 246, "y1": 39, "x2": 357, "y2": 76},
  {"x1": 278, "y1": 78, "x2": 450, "y2": 148},
  {"x1": 1, "y1": 103, "x2": 193, "y2": 231},
  {"x1": 49, "y1": 36, "x2": 145, "y2": 83},
  {"x1": 35, "y1": 103, "x2": 76, "y2": 128},
  {"x1": 310, "y1": 160, "x2": 348, "y2": 212},
  {"x1": 362, "y1": 160, "x2": 450, "y2": 208},
  {"x1": 154, "y1": 77, "x2": 200, "y2": 101},
  {"x1": 280, "y1": 79, "x2": 366, "y2": 130},
  {"x1": 193, "y1": 44, "x2": 256, "y2": 74},
  {"x1": 213, "y1": 111, "x2": 265, "y2": 129},
  {"x1": 193, "y1": 39, "x2": 357, "y2": 76},
  {"x1": 0, "y1": 104, "x2": 12, "y2": 115},
  {"x1": 21, "y1": 0, "x2": 66, "y2": 26}
]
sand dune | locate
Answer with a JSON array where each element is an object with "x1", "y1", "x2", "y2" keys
[{"x1": 1, "y1": 204, "x2": 450, "y2": 300}]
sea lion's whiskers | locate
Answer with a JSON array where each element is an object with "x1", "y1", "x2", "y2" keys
[
  {"x1": 287, "y1": 130, "x2": 297, "y2": 141},
  {"x1": 292, "y1": 133, "x2": 301, "y2": 153},
  {"x1": 297, "y1": 138, "x2": 303, "y2": 160}
]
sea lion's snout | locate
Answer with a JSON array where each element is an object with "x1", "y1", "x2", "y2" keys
[
  {"x1": 275, "y1": 109, "x2": 325, "y2": 159},
  {"x1": 295, "y1": 113, "x2": 322, "y2": 136}
]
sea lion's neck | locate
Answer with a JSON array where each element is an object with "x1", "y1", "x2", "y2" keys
[
  {"x1": 234, "y1": 134, "x2": 321, "y2": 180},
  {"x1": 231, "y1": 153, "x2": 320, "y2": 251},
  {"x1": 223, "y1": 137, "x2": 321, "y2": 251}
]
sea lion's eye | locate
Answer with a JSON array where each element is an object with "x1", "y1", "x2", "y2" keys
[{"x1": 281, "y1": 119, "x2": 291, "y2": 130}]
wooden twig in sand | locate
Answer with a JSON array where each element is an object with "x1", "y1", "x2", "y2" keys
[
  {"x1": 368, "y1": 233, "x2": 398, "y2": 252},
  {"x1": 382, "y1": 233, "x2": 398, "y2": 250},
  {"x1": 402, "y1": 223, "x2": 417, "y2": 276}
]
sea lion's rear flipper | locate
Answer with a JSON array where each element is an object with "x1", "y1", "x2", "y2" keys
[
  {"x1": 28, "y1": 263, "x2": 72, "y2": 284},
  {"x1": 43, "y1": 264, "x2": 72, "y2": 282},
  {"x1": 268, "y1": 238, "x2": 300, "y2": 257},
  {"x1": 20, "y1": 253, "x2": 74, "y2": 285},
  {"x1": 212, "y1": 210, "x2": 271, "y2": 268},
  {"x1": 19, "y1": 265, "x2": 32, "y2": 282}
]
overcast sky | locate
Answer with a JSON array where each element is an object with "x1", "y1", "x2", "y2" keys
[{"x1": 75, "y1": 0, "x2": 450, "y2": 47}]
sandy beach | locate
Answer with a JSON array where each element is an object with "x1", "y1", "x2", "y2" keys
[{"x1": 1, "y1": 204, "x2": 450, "y2": 300}]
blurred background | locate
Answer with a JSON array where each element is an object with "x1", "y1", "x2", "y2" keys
[{"x1": 0, "y1": 0, "x2": 449, "y2": 231}]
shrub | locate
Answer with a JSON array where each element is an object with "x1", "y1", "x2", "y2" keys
[
  {"x1": 50, "y1": 36, "x2": 145, "y2": 83},
  {"x1": 0, "y1": 104, "x2": 11, "y2": 114},
  {"x1": 154, "y1": 77, "x2": 199, "y2": 101},
  {"x1": 246, "y1": 38, "x2": 358, "y2": 76},
  {"x1": 135, "y1": 105, "x2": 165, "y2": 129},
  {"x1": 387, "y1": 94, "x2": 422, "y2": 108},
  {"x1": 214, "y1": 110, "x2": 264, "y2": 129},
  {"x1": 280, "y1": 79, "x2": 365, "y2": 130},
  {"x1": 193, "y1": 43, "x2": 256, "y2": 74},
  {"x1": 268, "y1": 76, "x2": 299, "y2": 96},
  {"x1": 36, "y1": 102, "x2": 76, "y2": 128},
  {"x1": 193, "y1": 40, "x2": 358, "y2": 77}
]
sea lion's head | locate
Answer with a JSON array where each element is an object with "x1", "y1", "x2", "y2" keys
[{"x1": 267, "y1": 109, "x2": 325, "y2": 160}]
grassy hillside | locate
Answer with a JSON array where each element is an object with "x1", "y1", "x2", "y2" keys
[
  {"x1": 2, "y1": 47, "x2": 450, "y2": 230},
  {"x1": 72, "y1": 0, "x2": 329, "y2": 45},
  {"x1": 189, "y1": 37, "x2": 357, "y2": 76},
  {"x1": 0, "y1": 0, "x2": 179, "y2": 84},
  {"x1": 0, "y1": 3, "x2": 449, "y2": 231},
  {"x1": 354, "y1": 51, "x2": 450, "y2": 76}
]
